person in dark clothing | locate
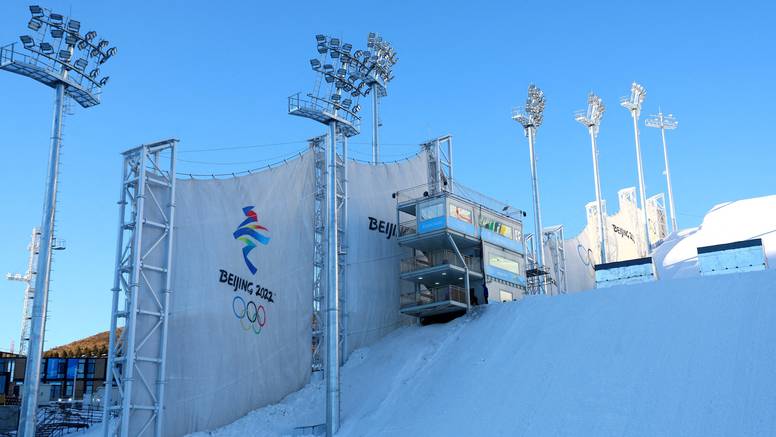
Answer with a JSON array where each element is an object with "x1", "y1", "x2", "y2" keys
[
  {"x1": 469, "y1": 288, "x2": 478, "y2": 306},
  {"x1": 482, "y1": 282, "x2": 489, "y2": 304}
]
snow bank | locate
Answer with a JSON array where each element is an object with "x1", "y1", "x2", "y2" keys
[
  {"x1": 652, "y1": 194, "x2": 776, "y2": 280},
  {"x1": 190, "y1": 268, "x2": 776, "y2": 436}
]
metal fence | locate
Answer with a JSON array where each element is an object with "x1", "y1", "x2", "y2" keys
[{"x1": 400, "y1": 284, "x2": 467, "y2": 308}]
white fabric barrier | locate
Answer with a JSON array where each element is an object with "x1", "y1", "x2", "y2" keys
[
  {"x1": 344, "y1": 154, "x2": 429, "y2": 355},
  {"x1": 161, "y1": 153, "x2": 314, "y2": 436}
]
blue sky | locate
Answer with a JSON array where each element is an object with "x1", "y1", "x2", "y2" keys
[{"x1": 1, "y1": 0, "x2": 774, "y2": 348}]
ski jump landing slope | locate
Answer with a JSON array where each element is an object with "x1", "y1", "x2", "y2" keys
[{"x1": 189, "y1": 268, "x2": 776, "y2": 437}]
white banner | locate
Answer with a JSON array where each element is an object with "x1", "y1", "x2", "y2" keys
[{"x1": 162, "y1": 153, "x2": 314, "y2": 436}]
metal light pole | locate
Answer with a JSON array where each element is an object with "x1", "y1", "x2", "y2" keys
[
  {"x1": 645, "y1": 110, "x2": 679, "y2": 233},
  {"x1": 1, "y1": 7, "x2": 115, "y2": 436},
  {"x1": 512, "y1": 84, "x2": 547, "y2": 294},
  {"x1": 620, "y1": 82, "x2": 651, "y2": 256},
  {"x1": 363, "y1": 32, "x2": 397, "y2": 164},
  {"x1": 289, "y1": 34, "x2": 365, "y2": 437},
  {"x1": 575, "y1": 93, "x2": 608, "y2": 264}
]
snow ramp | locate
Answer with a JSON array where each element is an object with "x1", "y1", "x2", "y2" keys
[{"x1": 189, "y1": 268, "x2": 776, "y2": 437}]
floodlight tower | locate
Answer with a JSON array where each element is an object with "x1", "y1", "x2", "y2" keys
[
  {"x1": 512, "y1": 84, "x2": 547, "y2": 294},
  {"x1": 645, "y1": 110, "x2": 679, "y2": 233},
  {"x1": 620, "y1": 82, "x2": 651, "y2": 256},
  {"x1": 0, "y1": 6, "x2": 116, "y2": 436},
  {"x1": 288, "y1": 34, "x2": 364, "y2": 437},
  {"x1": 363, "y1": 32, "x2": 397, "y2": 163},
  {"x1": 575, "y1": 93, "x2": 608, "y2": 264}
]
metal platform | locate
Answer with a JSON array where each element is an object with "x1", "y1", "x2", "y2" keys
[
  {"x1": 398, "y1": 228, "x2": 481, "y2": 252},
  {"x1": 288, "y1": 93, "x2": 360, "y2": 137},
  {"x1": 0, "y1": 44, "x2": 100, "y2": 108},
  {"x1": 400, "y1": 285, "x2": 468, "y2": 318}
]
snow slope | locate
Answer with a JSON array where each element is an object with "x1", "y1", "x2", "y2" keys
[
  {"x1": 652, "y1": 194, "x2": 776, "y2": 280},
  {"x1": 188, "y1": 268, "x2": 776, "y2": 437}
]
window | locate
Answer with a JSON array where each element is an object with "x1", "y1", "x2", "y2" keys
[
  {"x1": 419, "y1": 201, "x2": 444, "y2": 221},
  {"x1": 448, "y1": 203, "x2": 473, "y2": 224},
  {"x1": 481, "y1": 216, "x2": 514, "y2": 239},
  {"x1": 489, "y1": 254, "x2": 521, "y2": 275}
]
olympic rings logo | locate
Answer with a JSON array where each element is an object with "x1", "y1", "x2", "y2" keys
[{"x1": 232, "y1": 295, "x2": 267, "y2": 335}]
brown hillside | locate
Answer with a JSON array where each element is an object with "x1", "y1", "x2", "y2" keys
[{"x1": 44, "y1": 328, "x2": 122, "y2": 358}]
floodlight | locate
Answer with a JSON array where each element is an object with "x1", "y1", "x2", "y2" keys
[
  {"x1": 50, "y1": 13, "x2": 64, "y2": 22},
  {"x1": 89, "y1": 68, "x2": 99, "y2": 78},
  {"x1": 84, "y1": 31, "x2": 96, "y2": 42},
  {"x1": 317, "y1": 44, "x2": 327, "y2": 54},
  {"x1": 330, "y1": 38, "x2": 340, "y2": 47},
  {"x1": 342, "y1": 43, "x2": 352, "y2": 53},
  {"x1": 342, "y1": 98, "x2": 352, "y2": 108},
  {"x1": 316, "y1": 34, "x2": 326, "y2": 42},
  {"x1": 29, "y1": 5, "x2": 43, "y2": 16},
  {"x1": 65, "y1": 33, "x2": 77, "y2": 46},
  {"x1": 98, "y1": 39, "x2": 109, "y2": 49},
  {"x1": 331, "y1": 93, "x2": 341, "y2": 102},
  {"x1": 330, "y1": 49, "x2": 339, "y2": 59},
  {"x1": 645, "y1": 110, "x2": 679, "y2": 232},
  {"x1": 77, "y1": 40, "x2": 88, "y2": 50},
  {"x1": 353, "y1": 104, "x2": 361, "y2": 113},
  {"x1": 324, "y1": 74, "x2": 335, "y2": 83},
  {"x1": 58, "y1": 50, "x2": 71, "y2": 61},
  {"x1": 90, "y1": 48, "x2": 100, "y2": 57},
  {"x1": 51, "y1": 28, "x2": 64, "y2": 38},
  {"x1": 39, "y1": 42, "x2": 54, "y2": 54},
  {"x1": 310, "y1": 59, "x2": 321, "y2": 69},
  {"x1": 106, "y1": 47, "x2": 118, "y2": 57},
  {"x1": 67, "y1": 20, "x2": 80, "y2": 32},
  {"x1": 19, "y1": 35, "x2": 35, "y2": 49},
  {"x1": 336, "y1": 67, "x2": 346, "y2": 76},
  {"x1": 99, "y1": 76, "x2": 109, "y2": 86},
  {"x1": 28, "y1": 19, "x2": 41, "y2": 31},
  {"x1": 74, "y1": 58, "x2": 88, "y2": 70}
]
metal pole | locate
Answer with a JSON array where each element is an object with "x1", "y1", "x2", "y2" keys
[
  {"x1": 155, "y1": 143, "x2": 177, "y2": 437},
  {"x1": 631, "y1": 113, "x2": 651, "y2": 255},
  {"x1": 371, "y1": 85, "x2": 379, "y2": 164},
  {"x1": 526, "y1": 126, "x2": 545, "y2": 294},
  {"x1": 102, "y1": 154, "x2": 130, "y2": 437},
  {"x1": 325, "y1": 120, "x2": 340, "y2": 437},
  {"x1": 18, "y1": 81, "x2": 66, "y2": 437},
  {"x1": 589, "y1": 127, "x2": 607, "y2": 264},
  {"x1": 341, "y1": 134, "x2": 349, "y2": 364},
  {"x1": 660, "y1": 125, "x2": 678, "y2": 232},
  {"x1": 447, "y1": 234, "x2": 471, "y2": 310}
]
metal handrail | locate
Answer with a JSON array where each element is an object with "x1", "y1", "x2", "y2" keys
[
  {"x1": 398, "y1": 220, "x2": 416, "y2": 237},
  {"x1": 400, "y1": 284, "x2": 467, "y2": 308},
  {"x1": 400, "y1": 250, "x2": 482, "y2": 274}
]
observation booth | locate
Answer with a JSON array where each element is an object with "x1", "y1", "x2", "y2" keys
[{"x1": 395, "y1": 185, "x2": 526, "y2": 322}]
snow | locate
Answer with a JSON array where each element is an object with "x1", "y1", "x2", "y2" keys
[
  {"x1": 652, "y1": 195, "x2": 776, "y2": 280},
  {"x1": 186, "y1": 267, "x2": 776, "y2": 436}
]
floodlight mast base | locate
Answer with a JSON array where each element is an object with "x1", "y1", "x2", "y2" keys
[{"x1": 17, "y1": 81, "x2": 65, "y2": 437}]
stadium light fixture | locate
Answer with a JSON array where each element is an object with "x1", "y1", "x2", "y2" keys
[
  {"x1": 0, "y1": 6, "x2": 116, "y2": 436},
  {"x1": 512, "y1": 84, "x2": 547, "y2": 294},
  {"x1": 575, "y1": 92, "x2": 608, "y2": 264},
  {"x1": 288, "y1": 33, "x2": 368, "y2": 437},
  {"x1": 645, "y1": 110, "x2": 679, "y2": 233},
  {"x1": 358, "y1": 32, "x2": 398, "y2": 163},
  {"x1": 620, "y1": 82, "x2": 652, "y2": 256}
]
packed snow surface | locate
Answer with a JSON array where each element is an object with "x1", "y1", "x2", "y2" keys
[
  {"x1": 653, "y1": 194, "x2": 776, "y2": 279},
  {"x1": 188, "y1": 268, "x2": 776, "y2": 437}
]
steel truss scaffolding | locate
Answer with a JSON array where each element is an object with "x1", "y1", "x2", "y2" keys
[
  {"x1": 103, "y1": 139, "x2": 178, "y2": 437},
  {"x1": 309, "y1": 132, "x2": 349, "y2": 372},
  {"x1": 543, "y1": 225, "x2": 567, "y2": 295},
  {"x1": 422, "y1": 135, "x2": 453, "y2": 195}
]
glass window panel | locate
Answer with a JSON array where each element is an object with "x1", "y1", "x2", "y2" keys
[
  {"x1": 448, "y1": 204, "x2": 473, "y2": 224},
  {"x1": 489, "y1": 254, "x2": 521, "y2": 275},
  {"x1": 46, "y1": 359, "x2": 61, "y2": 379},
  {"x1": 419, "y1": 201, "x2": 444, "y2": 221},
  {"x1": 66, "y1": 359, "x2": 78, "y2": 379}
]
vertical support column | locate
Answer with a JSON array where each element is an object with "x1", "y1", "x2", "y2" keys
[
  {"x1": 631, "y1": 114, "x2": 651, "y2": 255},
  {"x1": 526, "y1": 126, "x2": 545, "y2": 295},
  {"x1": 325, "y1": 121, "x2": 340, "y2": 437},
  {"x1": 18, "y1": 82, "x2": 66, "y2": 437},
  {"x1": 589, "y1": 127, "x2": 607, "y2": 264},
  {"x1": 371, "y1": 86, "x2": 380, "y2": 164},
  {"x1": 339, "y1": 133, "x2": 349, "y2": 363},
  {"x1": 660, "y1": 126, "x2": 678, "y2": 233}
]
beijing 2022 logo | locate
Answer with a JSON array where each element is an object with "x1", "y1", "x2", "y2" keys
[{"x1": 232, "y1": 206, "x2": 270, "y2": 274}]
